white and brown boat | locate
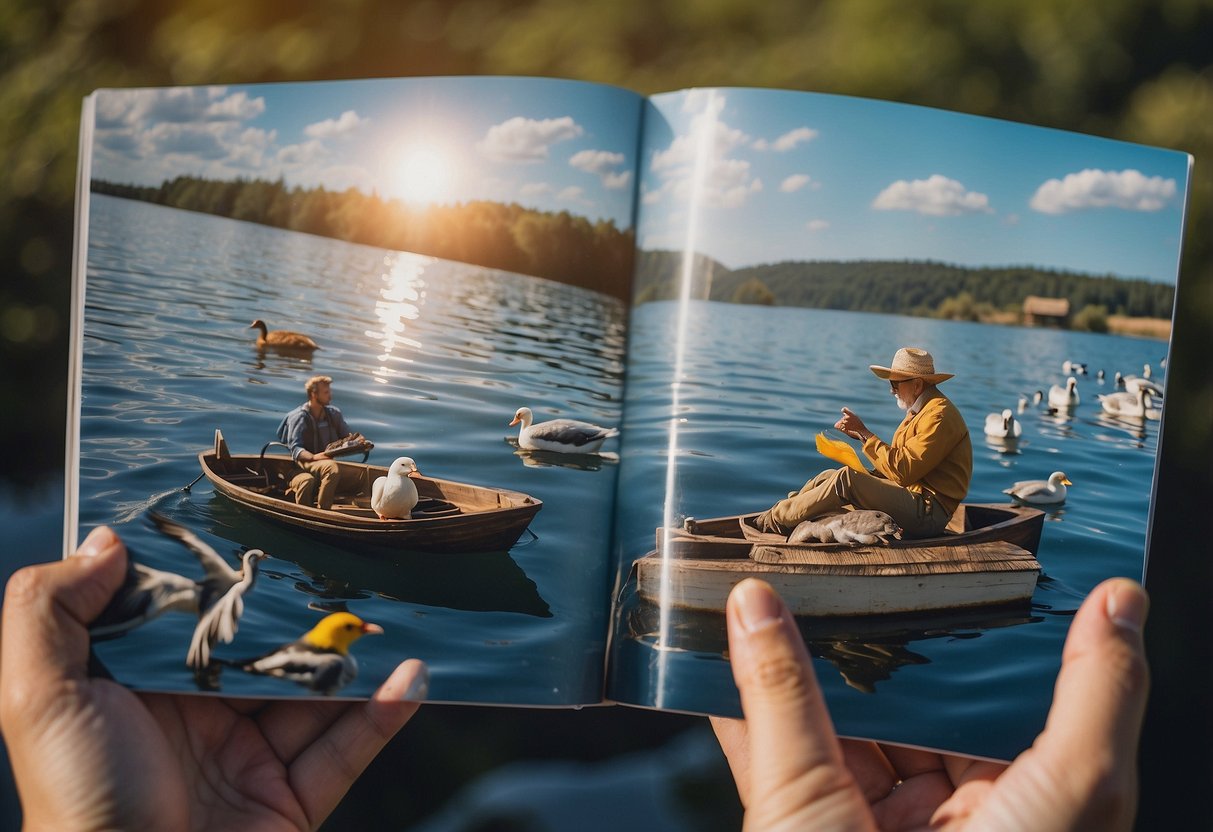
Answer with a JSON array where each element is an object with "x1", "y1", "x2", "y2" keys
[
  {"x1": 633, "y1": 504, "x2": 1044, "y2": 616},
  {"x1": 197, "y1": 431, "x2": 542, "y2": 553}
]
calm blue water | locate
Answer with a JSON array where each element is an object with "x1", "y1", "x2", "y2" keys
[
  {"x1": 608, "y1": 299, "x2": 1165, "y2": 760},
  {"x1": 81, "y1": 194, "x2": 625, "y2": 703}
]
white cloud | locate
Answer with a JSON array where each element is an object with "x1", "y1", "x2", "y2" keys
[
  {"x1": 557, "y1": 185, "x2": 585, "y2": 201},
  {"x1": 807, "y1": 219, "x2": 830, "y2": 232},
  {"x1": 569, "y1": 149, "x2": 624, "y2": 174},
  {"x1": 872, "y1": 175, "x2": 993, "y2": 216},
  {"x1": 477, "y1": 116, "x2": 583, "y2": 162},
  {"x1": 770, "y1": 126, "x2": 819, "y2": 152},
  {"x1": 602, "y1": 170, "x2": 632, "y2": 190},
  {"x1": 1029, "y1": 168, "x2": 1177, "y2": 214},
  {"x1": 780, "y1": 174, "x2": 811, "y2": 193},
  {"x1": 304, "y1": 110, "x2": 368, "y2": 139},
  {"x1": 205, "y1": 91, "x2": 265, "y2": 121},
  {"x1": 277, "y1": 139, "x2": 329, "y2": 167}
]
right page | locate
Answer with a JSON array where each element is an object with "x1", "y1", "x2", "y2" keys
[{"x1": 607, "y1": 87, "x2": 1191, "y2": 761}]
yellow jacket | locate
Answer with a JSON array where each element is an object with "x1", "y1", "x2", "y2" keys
[{"x1": 861, "y1": 390, "x2": 972, "y2": 517}]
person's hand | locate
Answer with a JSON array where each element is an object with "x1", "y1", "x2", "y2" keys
[
  {"x1": 711, "y1": 577, "x2": 1148, "y2": 831},
  {"x1": 1, "y1": 526, "x2": 428, "y2": 831},
  {"x1": 836, "y1": 407, "x2": 872, "y2": 441}
]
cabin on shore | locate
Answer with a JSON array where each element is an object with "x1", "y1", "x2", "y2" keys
[{"x1": 1022, "y1": 295, "x2": 1070, "y2": 328}]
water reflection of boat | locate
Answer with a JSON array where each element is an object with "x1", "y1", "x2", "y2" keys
[
  {"x1": 624, "y1": 598, "x2": 1039, "y2": 692},
  {"x1": 199, "y1": 431, "x2": 542, "y2": 554},
  {"x1": 634, "y1": 503, "x2": 1044, "y2": 616},
  {"x1": 201, "y1": 497, "x2": 552, "y2": 617}
]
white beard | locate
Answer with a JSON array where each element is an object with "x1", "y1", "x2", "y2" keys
[{"x1": 894, "y1": 396, "x2": 909, "y2": 411}]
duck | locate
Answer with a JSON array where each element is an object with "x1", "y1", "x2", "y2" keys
[
  {"x1": 1047, "y1": 376, "x2": 1080, "y2": 411},
  {"x1": 509, "y1": 406, "x2": 619, "y2": 453},
  {"x1": 1096, "y1": 369, "x2": 1106, "y2": 383},
  {"x1": 984, "y1": 408, "x2": 1022, "y2": 440},
  {"x1": 371, "y1": 456, "x2": 420, "y2": 520},
  {"x1": 787, "y1": 510, "x2": 900, "y2": 545},
  {"x1": 1062, "y1": 360, "x2": 1088, "y2": 375},
  {"x1": 89, "y1": 513, "x2": 266, "y2": 671},
  {"x1": 236, "y1": 612, "x2": 383, "y2": 695},
  {"x1": 249, "y1": 319, "x2": 319, "y2": 351},
  {"x1": 1099, "y1": 388, "x2": 1159, "y2": 421},
  {"x1": 1003, "y1": 471, "x2": 1072, "y2": 506}
]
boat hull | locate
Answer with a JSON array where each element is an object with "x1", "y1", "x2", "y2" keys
[{"x1": 199, "y1": 449, "x2": 542, "y2": 554}]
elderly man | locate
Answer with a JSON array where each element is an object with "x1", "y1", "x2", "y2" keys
[
  {"x1": 277, "y1": 375, "x2": 355, "y2": 511},
  {"x1": 754, "y1": 347, "x2": 972, "y2": 538}
]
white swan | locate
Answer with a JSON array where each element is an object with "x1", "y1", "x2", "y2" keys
[
  {"x1": 1100, "y1": 388, "x2": 1159, "y2": 421},
  {"x1": 1003, "y1": 471, "x2": 1072, "y2": 506},
  {"x1": 1117, "y1": 371, "x2": 1164, "y2": 398},
  {"x1": 1048, "y1": 376, "x2": 1080, "y2": 410},
  {"x1": 984, "y1": 408, "x2": 1022, "y2": 439},
  {"x1": 1062, "y1": 360, "x2": 1087, "y2": 375},
  {"x1": 371, "y1": 457, "x2": 419, "y2": 520},
  {"x1": 509, "y1": 406, "x2": 618, "y2": 453}
]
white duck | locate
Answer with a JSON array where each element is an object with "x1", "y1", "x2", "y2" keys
[
  {"x1": 1100, "y1": 388, "x2": 1159, "y2": 421},
  {"x1": 1003, "y1": 471, "x2": 1072, "y2": 506},
  {"x1": 509, "y1": 406, "x2": 618, "y2": 453},
  {"x1": 371, "y1": 456, "x2": 419, "y2": 520},
  {"x1": 1047, "y1": 376, "x2": 1080, "y2": 411},
  {"x1": 984, "y1": 408, "x2": 1023, "y2": 440}
]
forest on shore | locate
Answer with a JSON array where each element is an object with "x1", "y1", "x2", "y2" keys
[
  {"x1": 92, "y1": 176, "x2": 636, "y2": 301},
  {"x1": 632, "y1": 250, "x2": 1175, "y2": 336}
]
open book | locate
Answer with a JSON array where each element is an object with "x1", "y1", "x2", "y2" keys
[{"x1": 69, "y1": 76, "x2": 1191, "y2": 762}]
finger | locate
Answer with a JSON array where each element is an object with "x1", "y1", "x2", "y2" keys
[
  {"x1": 710, "y1": 715, "x2": 753, "y2": 806},
  {"x1": 287, "y1": 659, "x2": 427, "y2": 827},
  {"x1": 724, "y1": 579, "x2": 871, "y2": 828},
  {"x1": 0, "y1": 527, "x2": 128, "y2": 690},
  {"x1": 1032, "y1": 578, "x2": 1149, "y2": 819}
]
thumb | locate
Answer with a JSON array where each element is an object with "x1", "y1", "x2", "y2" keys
[{"x1": 725, "y1": 579, "x2": 872, "y2": 830}]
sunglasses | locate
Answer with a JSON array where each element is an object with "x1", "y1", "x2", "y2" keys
[{"x1": 889, "y1": 378, "x2": 919, "y2": 391}]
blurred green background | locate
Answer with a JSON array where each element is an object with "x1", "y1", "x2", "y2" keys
[{"x1": 2, "y1": 1, "x2": 1210, "y2": 828}]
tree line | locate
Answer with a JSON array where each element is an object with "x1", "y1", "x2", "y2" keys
[{"x1": 92, "y1": 177, "x2": 636, "y2": 301}]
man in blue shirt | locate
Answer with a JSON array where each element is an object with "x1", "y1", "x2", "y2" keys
[{"x1": 278, "y1": 375, "x2": 354, "y2": 510}]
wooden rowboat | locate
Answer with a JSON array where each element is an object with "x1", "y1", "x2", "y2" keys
[
  {"x1": 199, "y1": 431, "x2": 542, "y2": 553},
  {"x1": 634, "y1": 503, "x2": 1044, "y2": 616}
]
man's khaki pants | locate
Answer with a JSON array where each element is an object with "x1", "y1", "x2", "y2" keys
[
  {"x1": 766, "y1": 466, "x2": 952, "y2": 538},
  {"x1": 289, "y1": 458, "x2": 341, "y2": 510}
]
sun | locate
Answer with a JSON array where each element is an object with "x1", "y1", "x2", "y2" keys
[{"x1": 391, "y1": 145, "x2": 453, "y2": 207}]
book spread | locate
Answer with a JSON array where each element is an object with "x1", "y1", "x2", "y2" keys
[{"x1": 69, "y1": 76, "x2": 1192, "y2": 761}]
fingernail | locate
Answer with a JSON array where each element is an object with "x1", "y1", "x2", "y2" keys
[
  {"x1": 76, "y1": 526, "x2": 117, "y2": 558},
  {"x1": 399, "y1": 661, "x2": 430, "y2": 702},
  {"x1": 1106, "y1": 579, "x2": 1149, "y2": 633},
  {"x1": 732, "y1": 579, "x2": 784, "y2": 633}
]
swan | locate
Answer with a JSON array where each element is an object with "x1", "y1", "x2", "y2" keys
[
  {"x1": 1047, "y1": 376, "x2": 1079, "y2": 410},
  {"x1": 1017, "y1": 390, "x2": 1043, "y2": 413},
  {"x1": 1062, "y1": 360, "x2": 1087, "y2": 375},
  {"x1": 1003, "y1": 471, "x2": 1072, "y2": 506},
  {"x1": 249, "y1": 319, "x2": 319, "y2": 351},
  {"x1": 1100, "y1": 389, "x2": 1159, "y2": 421},
  {"x1": 1118, "y1": 372, "x2": 1164, "y2": 398},
  {"x1": 509, "y1": 406, "x2": 618, "y2": 453},
  {"x1": 371, "y1": 457, "x2": 419, "y2": 520},
  {"x1": 984, "y1": 408, "x2": 1022, "y2": 439}
]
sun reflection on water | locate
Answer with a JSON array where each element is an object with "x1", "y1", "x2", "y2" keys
[{"x1": 371, "y1": 252, "x2": 430, "y2": 382}]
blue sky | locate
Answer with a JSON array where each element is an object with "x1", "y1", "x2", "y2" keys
[
  {"x1": 88, "y1": 77, "x2": 1190, "y2": 284},
  {"x1": 637, "y1": 88, "x2": 1191, "y2": 284}
]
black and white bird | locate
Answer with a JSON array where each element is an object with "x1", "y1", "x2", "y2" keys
[
  {"x1": 89, "y1": 513, "x2": 266, "y2": 671},
  {"x1": 236, "y1": 612, "x2": 383, "y2": 695},
  {"x1": 509, "y1": 406, "x2": 618, "y2": 454}
]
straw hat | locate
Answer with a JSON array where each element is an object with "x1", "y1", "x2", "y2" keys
[{"x1": 869, "y1": 347, "x2": 954, "y2": 384}]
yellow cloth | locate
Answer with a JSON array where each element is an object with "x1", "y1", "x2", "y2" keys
[
  {"x1": 815, "y1": 432, "x2": 866, "y2": 472},
  {"x1": 860, "y1": 391, "x2": 972, "y2": 517}
]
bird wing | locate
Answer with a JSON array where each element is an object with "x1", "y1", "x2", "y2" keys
[
  {"x1": 243, "y1": 642, "x2": 352, "y2": 694},
  {"x1": 89, "y1": 562, "x2": 199, "y2": 639},
  {"x1": 150, "y1": 512, "x2": 238, "y2": 584},
  {"x1": 186, "y1": 553, "x2": 262, "y2": 669},
  {"x1": 532, "y1": 419, "x2": 616, "y2": 447},
  {"x1": 371, "y1": 476, "x2": 386, "y2": 513}
]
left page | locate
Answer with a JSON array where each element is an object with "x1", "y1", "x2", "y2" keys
[{"x1": 67, "y1": 76, "x2": 641, "y2": 704}]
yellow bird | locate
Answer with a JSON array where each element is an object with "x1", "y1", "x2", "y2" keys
[{"x1": 238, "y1": 612, "x2": 383, "y2": 695}]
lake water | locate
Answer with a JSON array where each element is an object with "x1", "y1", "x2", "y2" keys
[
  {"x1": 608, "y1": 298, "x2": 1165, "y2": 760},
  {"x1": 78, "y1": 194, "x2": 1166, "y2": 759},
  {"x1": 81, "y1": 194, "x2": 626, "y2": 704}
]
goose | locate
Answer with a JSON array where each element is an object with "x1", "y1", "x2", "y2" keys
[
  {"x1": 371, "y1": 456, "x2": 420, "y2": 520},
  {"x1": 1003, "y1": 471, "x2": 1072, "y2": 506},
  {"x1": 90, "y1": 513, "x2": 266, "y2": 670},
  {"x1": 787, "y1": 510, "x2": 900, "y2": 545},
  {"x1": 249, "y1": 319, "x2": 319, "y2": 351},
  {"x1": 1047, "y1": 377, "x2": 1080, "y2": 411},
  {"x1": 235, "y1": 612, "x2": 383, "y2": 695},
  {"x1": 509, "y1": 406, "x2": 618, "y2": 453},
  {"x1": 984, "y1": 408, "x2": 1022, "y2": 440},
  {"x1": 1100, "y1": 388, "x2": 1159, "y2": 421}
]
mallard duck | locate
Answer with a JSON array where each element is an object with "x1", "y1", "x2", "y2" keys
[
  {"x1": 371, "y1": 456, "x2": 419, "y2": 520},
  {"x1": 1047, "y1": 377, "x2": 1079, "y2": 411},
  {"x1": 237, "y1": 612, "x2": 383, "y2": 695},
  {"x1": 509, "y1": 406, "x2": 618, "y2": 453},
  {"x1": 1003, "y1": 471, "x2": 1072, "y2": 505},
  {"x1": 249, "y1": 319, "x2": 319, "y2": 351},
  {"x1": 984, "y1": 408, "x2": 1022, "y2": 439}
]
